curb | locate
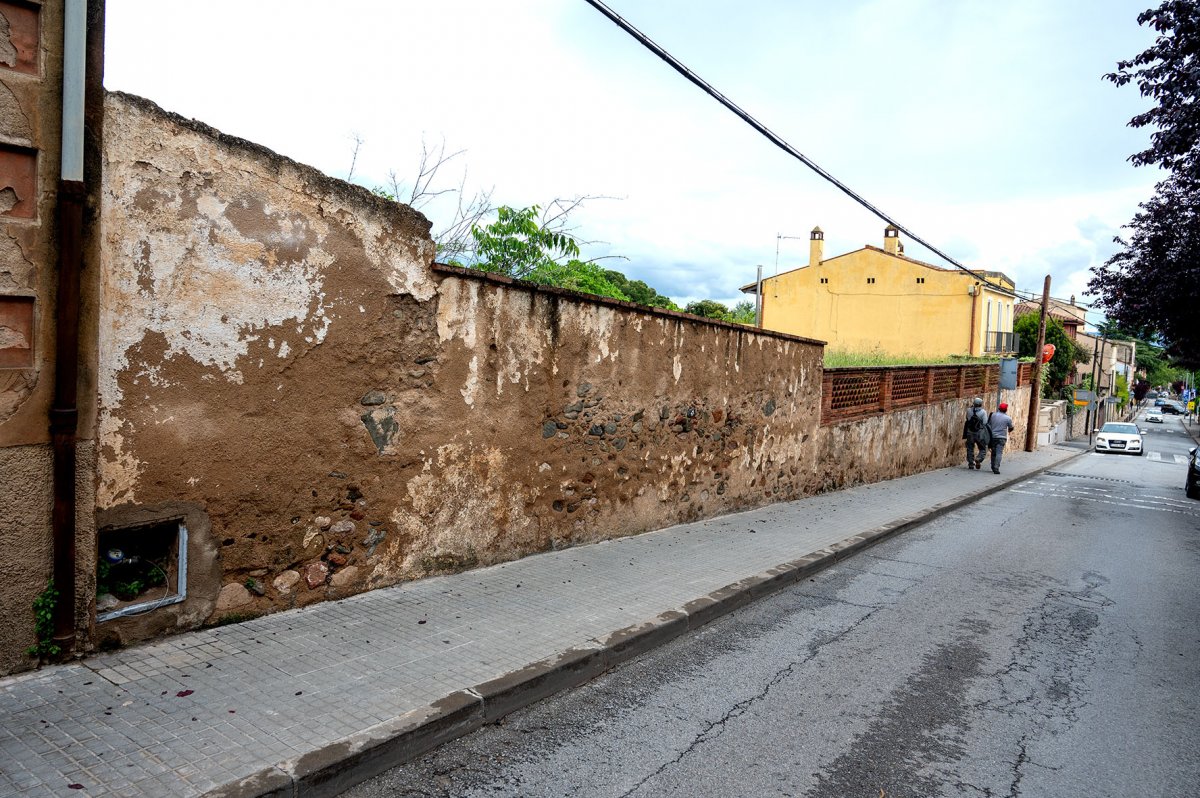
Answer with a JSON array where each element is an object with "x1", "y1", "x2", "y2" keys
[{"x1": 203, "y1": 448, "x2": 1087, "y2": 798}]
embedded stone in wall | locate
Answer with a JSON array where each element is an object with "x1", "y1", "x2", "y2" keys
[
  {"x1": 273, "y1": 570, "x2": 301, "y2": 594},
  {"x1": 215, "y1": 583, "x2": 252, "y2": 612},
  {"x1": 361, "y1": 407, "x2": 399, "y2": 453}
]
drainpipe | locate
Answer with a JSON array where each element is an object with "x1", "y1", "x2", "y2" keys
[{"x1": 51, "y1": 0, "x2": 88, "y2": 652}]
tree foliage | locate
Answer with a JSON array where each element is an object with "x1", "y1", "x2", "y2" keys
[
  {"x1": 1104, "y1": 1, "x2": 1200, "y2": 175},
  {"x1": 601, "y1": 270, "x2": 679, "y2": 310},
  {"x1": 681, "y1": 299, "x2": 756, "y2": 324},
  {"x1": 1090, "y1": 1, "x2": 1200, "y2": 367},
  {"x1": 466, "y1": 205, "x2": 681, "y2": 309},
  {"x1": 1014, "y1": 312, "x2": 1087, "y2": 394}
]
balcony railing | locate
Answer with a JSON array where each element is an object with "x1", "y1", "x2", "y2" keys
[{"x1": 985, "y1": 331, "x2": 1017, "y2": 354}]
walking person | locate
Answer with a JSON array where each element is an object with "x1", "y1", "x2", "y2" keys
[
  {"x1": 987, "y1": 402, "x2": 1015, "y2": 474},
  {"x1": 962, "y1": 397, "x2": 990, "y2": 470}
]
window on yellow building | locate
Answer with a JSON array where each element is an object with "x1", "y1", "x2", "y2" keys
[
  {"x1": 820, "y1": 277, "x2": 828, "y2": 284},
  {"x1": 867, "y1": 277, "x2": 875, "y2": 284}
]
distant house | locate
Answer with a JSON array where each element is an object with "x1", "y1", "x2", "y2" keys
[
  {"x1": 743, "y1": 225, "x2": 1017, "y2": 358},
  {"x1": 1075, "y1": 332, "x2": 1135, "y2": 395},
  {"x1": 1014, "y1": 296, "x2": 1087, "y2": 340}
]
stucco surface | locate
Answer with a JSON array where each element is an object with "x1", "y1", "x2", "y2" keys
[
  {"x1": 93, "y1": 91, "x2": 1035, "y2": 652},
  {"x1": 96, "y1": 93, "x2": 827, "y2": 633}
]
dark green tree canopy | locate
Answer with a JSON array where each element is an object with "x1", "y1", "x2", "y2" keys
[
  {"x1": 1104, "y1": 1, "x2": 1200, "y2": 175},
  {"x1": 1090, "y1": 1, "x2": 1200, "y2": 367}
]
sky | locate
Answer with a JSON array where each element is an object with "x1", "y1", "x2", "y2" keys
[{"x1": 102, "y1": 1, "x2": 1163, "y2": 322}]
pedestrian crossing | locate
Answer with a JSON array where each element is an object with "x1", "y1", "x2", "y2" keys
[
  {"x1": 1140, "y1": 452, "x2": 1188, "y2": 464},
  {"x1": 1013, "y1": 478, "x2": 1200, "y2": 517}
]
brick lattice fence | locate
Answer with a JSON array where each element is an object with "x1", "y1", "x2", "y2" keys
[{"x1": 822, "y1": 362, "x2": 1032, "y2": 424}]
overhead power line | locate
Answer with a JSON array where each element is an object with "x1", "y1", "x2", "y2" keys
[{"x1": 581, "y1": 0, "x2": 1016, "y2": 297}]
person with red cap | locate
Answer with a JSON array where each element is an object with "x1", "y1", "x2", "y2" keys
[{"x1": 987, "y1": 402, "x2": 1015, "y2": 474}]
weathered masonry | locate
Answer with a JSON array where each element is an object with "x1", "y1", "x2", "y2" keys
[
  {"x1": 92, "y1": 92, "x2": 828, "y2": 652},
  {"x1": 0, "y1": 0, "x2": 104, "y2": 677},
  {"x1": 0, "y1": 8, "x2": 1031, "y2": 672}
]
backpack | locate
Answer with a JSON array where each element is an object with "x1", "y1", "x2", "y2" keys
[{"x1": 967, "y1": 409, "x2": 990, "y2": 444}]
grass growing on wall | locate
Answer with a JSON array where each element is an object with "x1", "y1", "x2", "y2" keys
[{"x1": 823, "y1": 350, "x2": 998, "y2": 368}]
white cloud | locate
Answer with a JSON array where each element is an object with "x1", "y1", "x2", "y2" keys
[{"x1": 104, "y1": 0, "x2": 1161, "y2": 316}]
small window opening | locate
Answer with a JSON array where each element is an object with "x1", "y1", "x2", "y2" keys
[
  {"x1": 916, "y1": 277, "x2": 925, "y2": 284},
  {"x1": 867, "y1": 277, "x2": 876, "y2": 284},
  {"x1": 96, "y1": 519, "x2": 187, "y2": 622},
  {"x1": 819, "y1": 277, "x2": 828, "y2": 284}
]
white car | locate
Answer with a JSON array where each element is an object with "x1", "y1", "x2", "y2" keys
[
  {"x1": 1095, "y1": 422, "x2": 1144, "y2": 455},
  {"x1": 1145, "y1": 408, "x2": 1164, "y2": 424}
]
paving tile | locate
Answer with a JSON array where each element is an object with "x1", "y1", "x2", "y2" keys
[{"x1": 0, "y1": 446, "x2": 1079, "y2": 796}]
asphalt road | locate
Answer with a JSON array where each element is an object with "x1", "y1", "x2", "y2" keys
[{"x1": 345, "y1": 420, "x2": 1200, "y2": 798}]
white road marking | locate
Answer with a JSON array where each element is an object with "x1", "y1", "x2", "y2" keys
[{"x1": 1009, "y1": 488, "x2": 1200, "y2": 516}]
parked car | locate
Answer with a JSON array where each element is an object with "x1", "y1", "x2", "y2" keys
[
  {"x1": 1188, "y1": 447, "x2": 1200, "y2": 500},
  {"x1": 1154, "y1": 398, "x2": 1167, "y2": 407},
  {"x1": 1095, "y1": 422, "x2": 1144, "y2": 455},
  {"x1": 1145, "y1": 408, "x2": 1164, "y2": 424},
  {"x1": 1161, "y1": 401, "x2": 1186, "y2": 415}
]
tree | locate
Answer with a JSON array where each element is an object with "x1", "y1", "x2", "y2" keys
[
  {"x1": 1104, "y1": 1, "x2": 1200, "y2": 176},
  {"x1": 1089, "y1": 2, "x2": 1200, "y2": 367},
  {"x1": 683, "y1": 300, "x2": 732, "y2": 321},
  {"x1": 1014, "y1": 313, "x2": 1087, "y2": 395},
  {"x1": 602, "y1": 270, "x2": 679, "y2": 311},
  {"x1": 469, "y1": 205, "x2": 581, "y2": 279},
  {"x1": 367, "y1": 137, "x2": 495, "y2": 264},
  {"x1": 466, "y1": 205, "x2": 683, "y2": 308}
]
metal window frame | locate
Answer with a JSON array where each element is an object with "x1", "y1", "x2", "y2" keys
[{"x1": 96, "y1": 521, "x2": 188, "y2": 623}]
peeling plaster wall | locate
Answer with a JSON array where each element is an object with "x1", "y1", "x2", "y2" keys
[
  {"x1": 97, "y1": 93, "x2": 827, "y2": 640},
  {"x1": 96, "y1": 92, "x2": 1033, "y2": 653}
]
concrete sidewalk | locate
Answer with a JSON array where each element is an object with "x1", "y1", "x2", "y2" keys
[{"x1": 0, "y1": 443, "x2": 1085, "y2": 798}]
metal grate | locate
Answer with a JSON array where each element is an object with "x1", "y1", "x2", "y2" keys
[
  {"x1": 891, "y1": 369, "x2": 927, "y2": 405},
  {"x1": 830, "y1": 371, "x2": 881, "y2": 411},
  {"x1": 1042, "y1": 471, "x2": 1135, "y2": 485}
]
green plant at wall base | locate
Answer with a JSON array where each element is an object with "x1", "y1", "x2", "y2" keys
[{"x1": 26, "y1": 579, "x2": 61, "y2": 660}]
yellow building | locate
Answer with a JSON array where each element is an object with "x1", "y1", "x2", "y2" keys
[{"x1": 745, "y1": 225, "x2": 1017, "y2": 358}]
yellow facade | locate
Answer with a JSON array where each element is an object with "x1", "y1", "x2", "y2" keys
[{"x1": 751, "y1": 227, "x2": 1016, "y2": 358}]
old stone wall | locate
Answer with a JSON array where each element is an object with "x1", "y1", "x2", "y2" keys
[
  {"x1": 815, "y1": 382, "x2": 1032, "y2": 490},
  {"x1": 93, "y1": 92, "x2": 828, "y2": 649}
]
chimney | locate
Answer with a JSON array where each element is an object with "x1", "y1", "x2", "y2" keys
[
  {"x1": 1070, "y1": 295, "x2": 1075, "y2": 305},
  {"x1": 883, "y1": 224, "x2": 901, "y2": 255},
  {"x1": 809, "y1": 226, "x2": 824, "y2": 267}
]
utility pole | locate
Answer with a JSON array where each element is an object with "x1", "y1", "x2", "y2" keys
[
  {"x1": 1024, "y1": 275, "x2": 1051, "y2": 452},
  {"x1": 1086, "y1": 334, "x2": 1100, "y2": 446}
]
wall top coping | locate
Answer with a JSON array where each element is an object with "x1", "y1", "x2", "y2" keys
[
  {"x1": 432, "y1": 263, "x2": 828, "y2": 348},
  {"x1": 824, "y1": 362, "x2": 1010, "y2": 374},
  {"x1": 107, "y1": 91, "x2": 433, "y2": 238}
]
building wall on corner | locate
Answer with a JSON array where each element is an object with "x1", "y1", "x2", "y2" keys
[
  {"x1": 762, "y1": 249, "x2": 977, "y2": 358},
  {"x1": 97, "y1": 91, "x2": 828, "y2": 646},
  {"x1": 0, "y1": 0, "x2": 102, "y2": 676}
]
